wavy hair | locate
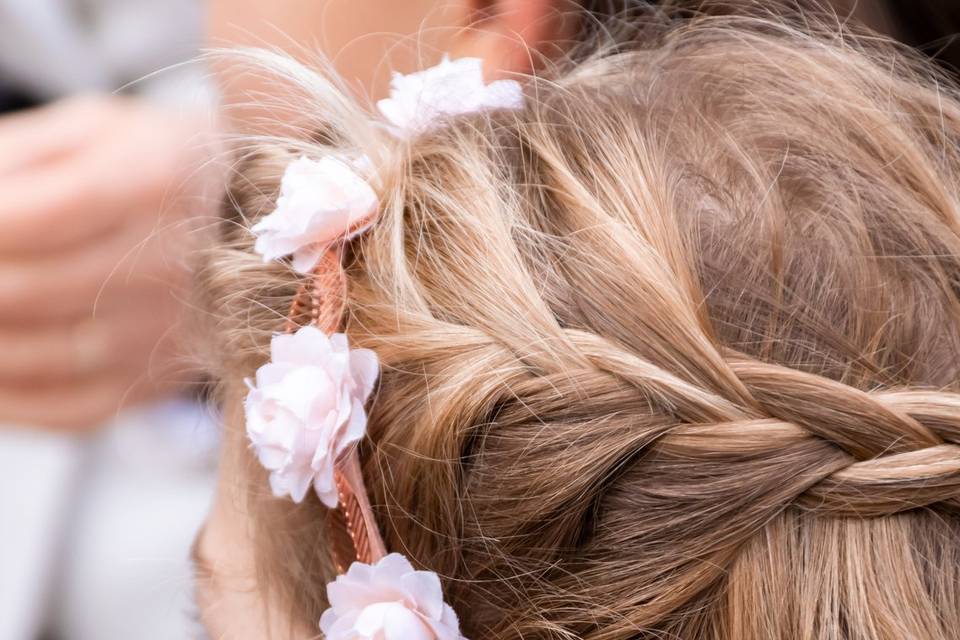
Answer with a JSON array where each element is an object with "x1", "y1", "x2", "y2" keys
[{"x1": 198, "y1": 8, "x2": 960, "y2": 639}]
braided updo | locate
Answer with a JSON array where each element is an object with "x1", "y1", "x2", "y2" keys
[{"x1": 199, "y1": 10, "x2": 960, "y2": 640}]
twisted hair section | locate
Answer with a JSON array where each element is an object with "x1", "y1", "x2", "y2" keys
[{"x1": 197, "y1": 9, "x2": 960, "y2": 640}]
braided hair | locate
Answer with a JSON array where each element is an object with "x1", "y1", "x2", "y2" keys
[{"x1": 200, "y1": 10, "x2": 960, "y2": 640}]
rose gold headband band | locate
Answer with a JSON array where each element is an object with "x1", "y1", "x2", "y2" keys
[{"x1": 285, "y1": 246, "x2": 387, "y2": 572}]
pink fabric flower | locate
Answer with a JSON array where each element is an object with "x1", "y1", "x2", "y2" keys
[
  {"x1": 251, "y1": 155, "x2": 379, "y2": 273},
  {"x1": 377, "y1": 56, "x2": 524, "y2": 136},
  {"x1": 320, "y1": 554, "x2": 465, "y2": 640},
  {"x1": 244, "y1": 326, "x2": 379, "y2": 506}
]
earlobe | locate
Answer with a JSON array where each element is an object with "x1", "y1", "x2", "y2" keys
[{"x1": 452, "y1": 0, "x2": 581, "y2": 76}]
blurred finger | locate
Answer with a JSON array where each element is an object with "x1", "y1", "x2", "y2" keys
[
  {"x1": 0, "y1": 159, "x2": 133, "y2": 255},
  {"x1": 0, "y1": 96, "x2": 212, "y2": 257},
  {"x1": 0, "y1": 215, "x2": 189, "y2": 321},
  {"x1": 0, "y1": 95, "x2": 110, "y2": 175},
  {"x1": 0, "y1": 370, "x2": 158, "y2": 431},
  {"x1": 0, "y1": 321, "x2": 109, "y2": 381},
  {"x1": 0, "y1": 296, "x2": 185, "y2": 382}
]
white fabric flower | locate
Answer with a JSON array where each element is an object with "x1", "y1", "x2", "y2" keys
[
  {"x1": 251, "y1": 155, "x2": 379, "y2": 273},
  {"x1": 320, "y1": 553, "x2": 465, "y2": 640},
  {"x1": 377, "y1": 56, "x2": 523, "y2": 136},
  {"x1": 244, "y1": 326, "x2": 379, "y2": 506}
]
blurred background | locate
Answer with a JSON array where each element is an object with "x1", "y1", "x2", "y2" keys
[
  {"x1": 0, "y1": 2, "x2": 218, "y2": 639},
  {"x1": 0, "y1": 1, "x2": 957, "y2": 639}
]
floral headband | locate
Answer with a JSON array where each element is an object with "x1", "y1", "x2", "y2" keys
[{"x1": 244, "y1": 56, "x2": 523, "y2": 640}]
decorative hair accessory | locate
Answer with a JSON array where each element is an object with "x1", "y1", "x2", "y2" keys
[
  {"x1": 251, "y1": 155, "x2": 378, "y2": 273},
  {"x1": 244, "y1": 326, "x2": 378, "y2": 506},
  {"x1": 377, "y1": 56, "x2": 524, "y2": 136},
  {"x1": 320, "y1": 554, "x2": 465, "y2": 640},
  {"x1": 246, "y1": 56, "x2": 523, "y2": 639}
]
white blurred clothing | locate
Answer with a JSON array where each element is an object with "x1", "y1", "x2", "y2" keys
[
  {"x1": 0, "y1": 402, "x2": 218, "y2": 640},
  {"x1": 0, "y1": 3, "x2": 217, "y2": 640},
  {"x1": 50, "y1": 401, "x2": 218, "y2": 640},
  {"x1": 0, "y1": 430, "x2": 83, "y2": 640},
  {"x1": 0, "y1": 0, "x2": 204, "y2": 101}
]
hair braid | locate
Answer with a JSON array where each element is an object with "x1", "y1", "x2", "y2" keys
[{"x1": 200, "y1": 9, "x2": 960, "y2": 639}]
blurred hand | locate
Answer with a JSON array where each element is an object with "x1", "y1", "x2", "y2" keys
[{"x1": 0, "y1": 94, "x2": 219, "y2": 430}]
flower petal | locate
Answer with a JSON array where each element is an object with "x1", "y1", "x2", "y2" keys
[
  {"x1": 377, "y1": 56, "x2": 523, "y2": 136},
  {"x1": 250, "y1": 156, "x2": 379, "y2": 273},
  {"x1": 400, "y1": 570, "x2": 444, "y2": 620},
  {"x1": 320, "y1": 554, "x2": 465, "y2": 640},
  {"x1": 244, "y1": 327, "x2": 378, "y2": 506},
  {"x1": 349, "y1": 348, "x2": 380, "y2": 400},
  {"x1": 291, "y1": 244, "x2": 326, "y2": 273}
]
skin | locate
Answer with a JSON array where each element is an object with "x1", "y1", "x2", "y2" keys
[
  {"x1": 195, "y1": 2, "x2": 574, "y2": 637},
  {"x1": 208, "y1": 0, "x2": 580, "y2": 127},
  {"x1": 194, "y1": 1, "x2": 902, "y2": 638},
  {"x1": 11, "y1": 0, "x2": 892, "y2": 432},
  {"x1": 209, "y1": 0, "x2": 468, "y2": 119},
  {"x1": 0, "y1": 0, "x2": 559, "y2": 432},
  {"x1": 0, "y1": 94, "x2": 217, "y2": 428},
  {"x1": 0, "y1": 2, "x2": 894, "y2": 432},
  {"x1": 193, "y1": 396, "x2": 316, "y2": 639}
]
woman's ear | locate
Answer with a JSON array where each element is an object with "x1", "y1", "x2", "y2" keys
[{"x1": 451, "y1": 0, "x2": 581, "y2": 76}]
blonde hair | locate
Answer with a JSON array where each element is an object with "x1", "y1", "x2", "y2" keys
[{"x1": 198, "y1": 9, "x2": 960, "y2": 640}]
